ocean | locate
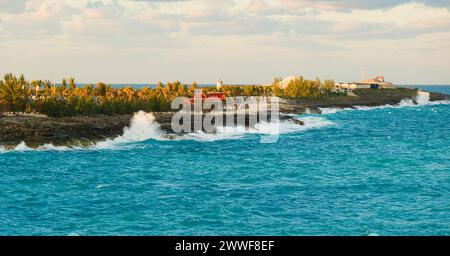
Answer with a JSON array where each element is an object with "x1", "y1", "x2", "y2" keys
[{"x1": 0, "y1": 86, "x2": 449, "y2": 235}]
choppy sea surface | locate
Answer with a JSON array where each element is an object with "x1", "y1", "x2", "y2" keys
[{"x1": 0, "y1": 86, "x2": 449, "y2": 236}]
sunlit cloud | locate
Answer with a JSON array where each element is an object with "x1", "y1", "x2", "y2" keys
[{"x1": 0, "y1": 0, "x2": 449, "y2": 84}]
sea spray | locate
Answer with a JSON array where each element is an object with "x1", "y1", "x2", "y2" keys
[
  {"x1": 92, "y1": 111, "x2": 335, "y2": 144},
  {"x1": 0, "y1": 142, "x2": 76, "y2": 153},
  {"x1": 319, "y1": 91, "x2": 449, "y2": 115},
  {"x1": 93, "y1": 111, "x2": 165, "y2": 149},
  {"x1": 97, "y1": 110, "x2": 334, "y2": 143},
  {"x1": 415, "y1": 90, "x2": 431, "y2": 105},
  {"x1": 179, "y1": 116, "x2": 335, "y2": 142},
  {"x1": 0, "y1": 112, "x2": 335, "y2": 152},
  {"x1": 121, "y1": 111, "x2": 164, "y2": 142},
  {"x1": 14, "y1": 142, "x2": 32, "y2": 151},
  {"x1": 0, "y1": 112, "x2": 165, "y2": 153}
]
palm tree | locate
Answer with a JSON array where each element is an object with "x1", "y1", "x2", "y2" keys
[
  {"x1": 323, "y1": 80, "x2": 335, "y2": 94},
  {"x1": 188, "y1": 82, "x2": 199, "y2": 97},
  {"x1": 69, "y1": 77, "x2": 76, "y2": 90},
  {"x1": 43, "y1": 80, "x2": 52, "y2": 98},
  {"x1": 83, "y1": 84, "x2": 94, "y2": 96},
  {"x1": 95, "y1": 82, "x2": 108, "y2": 97},
  {"x1": 0, "y1": 73, "x2": 29, "y2": 113},
  {"x1": 62, "y1": 78, "x2": 67, "y2": 89}
]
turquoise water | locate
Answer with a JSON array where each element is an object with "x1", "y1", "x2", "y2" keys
[{"x1": 0, "y1": 86, "x2": 449, "y2": 236}]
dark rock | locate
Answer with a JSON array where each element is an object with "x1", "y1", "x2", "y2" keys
[
  {"x1": 292, "y1": 119, "x2": 305, "y2": 126},
  {"x1": 0, "y1": 114, "x2": 131, "y2": 149}
]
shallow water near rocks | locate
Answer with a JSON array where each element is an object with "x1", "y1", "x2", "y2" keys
[{"x1": 0, "y1": 86, "x2": 449, "y2": 235}]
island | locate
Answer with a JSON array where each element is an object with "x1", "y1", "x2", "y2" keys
[{"x1": 1, "y1": 74, "x2": 449, "y2": 149}]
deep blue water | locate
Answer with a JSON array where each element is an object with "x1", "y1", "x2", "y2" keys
[{"x1": 0, "y1": 86, "x2": 449, "y2": 236}]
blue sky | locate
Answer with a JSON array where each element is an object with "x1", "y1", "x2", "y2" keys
[{"x1": 0, "y1": 0, "x2": 449, "y2": 84}]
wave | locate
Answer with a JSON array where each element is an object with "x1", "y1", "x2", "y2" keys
[
  {"x1": 0, "y1": 111, "x2": 163, "y2": 153},
  {"x1": 0, "y1": 141, "x2": 80, "y2": 153},
  {"x1": 0, "y1": 112, "x2": 334, "y2": 152},
  {"x1": 94, "y1": 112, "x2": 334, "y2": 144},
  {"x1": 178, "y1": 116, "x2": 335, "y2": 142},
  {"x1": 92, "y1": 113, "x2": 334, "y2": 144},
  {"x1": 319, "y1": 91, "x2": 450, "y2": 115},
  {"x1": 92, "y1": 111, "x2": 165, "y2": 149},
  {"x1": 2, "y1": 90, "x2": 446, "y2": 152}
]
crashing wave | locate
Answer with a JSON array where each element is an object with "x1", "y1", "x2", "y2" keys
[
  {"x1": 93, "y1": 111, "x2": 335, "y2": 144},
  {"x1": 0, "y1": 141, "x2": 78, "y2": 153},
  {"x1": 92, "y1": 111, "x2": 165, "y2": 149},
  {"x1": 178, "y1": 116, "x2": 335, "y2": 142},
  {"x1": 415, "y1": 90, "x2": 430, "y2": 104},
  {"x1": 319, "y1": 91, "x2": 449, "y2": 115},
  {"x1": 0, "y1": 111, "x2": 163, "y2": 153},
  {"x1": 0, "y1": 112, "x2": 334, "y2": 152}
]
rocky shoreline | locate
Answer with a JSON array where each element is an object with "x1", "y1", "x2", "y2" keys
[
  {"x1": 280, "y1": 88, "x2": 449, "y2": 114},
  {"x1": 0, "y1": 112, "x2": 301, "y2": 149},
  {"x1": 1, "y1": 88, "x2": 449, "y2": 149},
  {"x1": 0, "y1": 114, "x2": 132, "y2": 149}
]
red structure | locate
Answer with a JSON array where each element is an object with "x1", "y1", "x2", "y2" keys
[
  {"x1": 206, "y1": 92, "x2": 226, "y2": 100},
  {"x1": 187, "y1": 92, "x2": 225, "y2": 104}
]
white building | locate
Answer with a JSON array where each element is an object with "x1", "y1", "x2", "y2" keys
[
  {"x1": 279, "y1": 76, "x2": 298, "y2": 89},
  {"x1": 362, "y1": 76, "x2": 396, "y2": 89}
]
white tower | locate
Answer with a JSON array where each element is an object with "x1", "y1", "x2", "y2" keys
[{"x1": 216, "y1": 78, "x2": 223, "y2": 91}]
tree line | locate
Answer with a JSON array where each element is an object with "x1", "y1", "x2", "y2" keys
[
  {"x1": 272, "y1": 76, "x2": 336, "y2": 99},
  {"x1": 0, "y1": 73, "x2": 336, "y2": 117}
]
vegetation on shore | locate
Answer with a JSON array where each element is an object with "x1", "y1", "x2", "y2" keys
[
  {"x1": 0, "y1": 74, "x2": 191, "y2": 116},
  {"x1": 0, "y1": 73, "x2": 336, "y2": 117},
  {"x1": 272, "y1": 77, "x2": 337, "y2": 98}
]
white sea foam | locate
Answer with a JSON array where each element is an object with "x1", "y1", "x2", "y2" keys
[
  {"x1": 121, "y1": 111, "x2": 165, "y2": 142},
  {"x1": 91, "y1": 111, "x2": 335, "y2": 144},
  {"x1": 319, "y1": 108, "x2": 341, "y2": 115},
  {"x1": 0, "y1": 111, "x2": 164, "y2": 152},
  {"x1": 92, "y1": 111, "x2": 165, "y2": 149},
  {"x1": 39, "y1": 144, "x2": 76, "y2": 151},
  {"x1": 415, "y1": 90, "x2": 430, "y2": 104},
  {"x1": 1, "y1": 111, "x2": 335, "y2": 152},
  {"x1": 319, "y1": 91, "x2": 450, "y2": 115},
  {"x1": 14, "y1": 141, "x2": 32, "y2": 151},
  {"x1": 0, "y1": 141, "x2": 80, "y2": 153},
  {"x1": 178, "y1": 116, "x2": 335, "y2": 142}
]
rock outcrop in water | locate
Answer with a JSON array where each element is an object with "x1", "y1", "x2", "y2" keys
[
  {"x1": 0, "y1": 88, "x2": 449, "y2": 149},
  {"x1": 0, "y1": 112, "x2": 302, "y2": 149},
  {"x1": 279, "y1": 88, "x2": 449, "y2": 114},
  {"x1": 0, "y1": 114, "x2": 132, "y2": 149}
]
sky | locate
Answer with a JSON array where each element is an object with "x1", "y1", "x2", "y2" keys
[{"x1": 0, "y1": 0, "x2": 449, "y2": 85}]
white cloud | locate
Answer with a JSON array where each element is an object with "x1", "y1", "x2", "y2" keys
[{"x1": 0, "y1": 0, "x2": 449, "y2": 84}]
